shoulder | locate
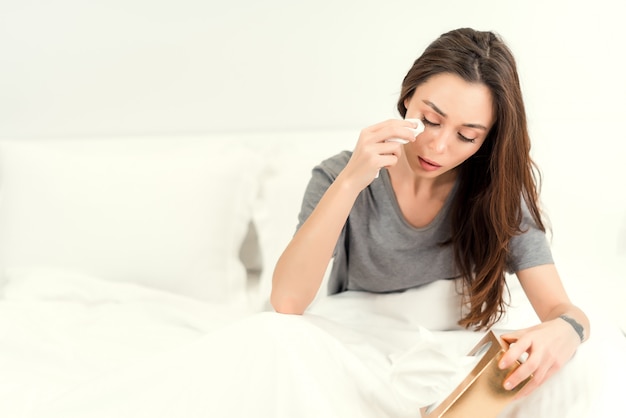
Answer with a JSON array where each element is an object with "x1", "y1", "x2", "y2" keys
[
  {"x1": 297, "y1": 150, "x2": 352, "y2": 227},
  {"x1": 507, "y1": 197, "x2": 553, "y2": 272},
  {"x1": 313, "y1": 150, "x2": 352, "y2": 179}
]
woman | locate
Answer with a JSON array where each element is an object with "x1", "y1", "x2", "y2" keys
[
  {"x1": 37, "y1": 28, "x2": 595, "y2": 418},
  {"x1": 271, "y1": 27, "x2": 589, "y2": 398}
]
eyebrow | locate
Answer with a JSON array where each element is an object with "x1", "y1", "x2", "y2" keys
[{"x1": 423, "y1": 100, "x2": 488, "y2": 131}]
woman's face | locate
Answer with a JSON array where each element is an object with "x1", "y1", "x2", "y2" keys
[{"x1": 403, "y1": 72, "x2": 495, "y2": 180}]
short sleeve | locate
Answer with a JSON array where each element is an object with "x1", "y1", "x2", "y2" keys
[
  {"x1": 506, "y1": 201, "x2": 554, "y2": 273},
  {"x1": 296, "y1": 151, "x2": 351, "y2": 230}
]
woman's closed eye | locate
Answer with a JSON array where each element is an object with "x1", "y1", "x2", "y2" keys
[
  {"x1": 422, "y1": 117, "x2": 477, "y2": 143},
  {"x1": 421, "y1": 117, "x2": 439, "y2": 127},
  {"x1": 458, "y1": 133, "x2": 476, "y2": 143}
]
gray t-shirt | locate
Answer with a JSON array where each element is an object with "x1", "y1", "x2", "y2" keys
[{"x1": 297, "y1": 151, "x2": 554, "y2": 295}]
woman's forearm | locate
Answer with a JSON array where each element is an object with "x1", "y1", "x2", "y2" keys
[{"x1": 270, "y1": 175, "x2": 361, "y2": 314}]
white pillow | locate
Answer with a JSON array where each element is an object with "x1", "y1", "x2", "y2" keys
[
  {"x1": 0, "y1": 137, "x2": 262, "y2": 303},
  {"x1": 251, "y1": 130, "x2": 358, "y2": 308}
]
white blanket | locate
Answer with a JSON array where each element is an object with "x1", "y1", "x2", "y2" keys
[{"x1": 1, "y1": 269, "x2": 624, "y2": 418}]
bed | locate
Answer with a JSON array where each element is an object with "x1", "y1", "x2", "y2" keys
[{"x1": 0, "y1": 132, "x2": 624, "y2": 418}]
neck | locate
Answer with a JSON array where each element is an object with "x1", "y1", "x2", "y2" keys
[{"x1": 388, "y1": 159, "x2": 457, "y2": 201}]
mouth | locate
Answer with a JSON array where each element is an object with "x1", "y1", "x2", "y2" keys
[{"x1": 418, "y1": 156, "x2": 442, "y2": 169}]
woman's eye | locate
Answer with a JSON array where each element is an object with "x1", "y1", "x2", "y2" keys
[
  {"x1": 458, "y1": 133, "x2": 476, "y2": 143},
  {"x1": 422, "y1": 116, "x2": 477, "y2": 143},
  {"x1": 422, "y1": 117, "x2": 439, "y2": 127}
]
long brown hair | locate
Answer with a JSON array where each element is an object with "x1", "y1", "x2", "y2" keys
[{"x1": 397, "y1": 28, "x2": 545, "y2": 330}]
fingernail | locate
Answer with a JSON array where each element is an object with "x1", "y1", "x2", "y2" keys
[
  {"x1": 504, "y1": 381, "x2": 513, "y2": 390},
  {"x1": 499, "y1": 361, "x2": 506, "y2": 369}
]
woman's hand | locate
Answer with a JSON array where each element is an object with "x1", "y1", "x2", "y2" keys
[
  {"x1": 498, "y1": 317, "x2": 582, "y2": 398},
  {"x1": 339, "y1": 119, "x2": 420, "y2": 191}
]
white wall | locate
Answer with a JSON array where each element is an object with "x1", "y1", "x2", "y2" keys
[
  {"x1": 1, "y1": 0, "x2": 624, "y2": 326},
  {"x1": 2, "y1": 0, "x2": 623, "y2": 137}
]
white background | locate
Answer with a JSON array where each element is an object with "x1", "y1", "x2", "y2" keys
[{"x1": 1, "y1": 0, "x2": 624, "y2": 327}]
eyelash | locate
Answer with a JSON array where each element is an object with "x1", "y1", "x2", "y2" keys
[
  {"x1": 421, "y1": 117, "x2": 438, "y2": 127},
  {"x1": 459, "y1": 134, "x2": 475, "y2": 143},
  {"x1": 421, "y1": 117, "x2": 476, "y2": 144}
]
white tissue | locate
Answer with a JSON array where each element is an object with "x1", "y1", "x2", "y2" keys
[
  {"x1": 405, "y1": 118, "x2": 425, "y2": 137},
  {"x1": 384, "y1": 119, "x2": 425, "y2": 145},
  {"x1": 389, "y1": 331, "x2": 479, "y2": 408}
]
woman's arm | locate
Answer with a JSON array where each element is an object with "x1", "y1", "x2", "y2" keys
[
  {"x1": 270, "y1": 176, "x2": 361, "y2": 314},
  {"x1": 270, "y1": 119, "x2": 419, "y2": 314},
  {"x1": 498, "y1": 263, "x2": 590, "y2": 397}
]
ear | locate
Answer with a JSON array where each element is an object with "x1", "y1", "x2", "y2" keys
[{"x1": 403, "y1": 94, "x2": 414, "y2": 111}]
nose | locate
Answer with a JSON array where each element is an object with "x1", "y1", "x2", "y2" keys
[{"x1": 427, "y1": 130, "x2": 450, "y2": 154}]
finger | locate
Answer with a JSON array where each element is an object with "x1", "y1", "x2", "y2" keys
[
  {"x1": 500, "y1": 330, "x2": 522, "y2": 343},
  {"x1": 499, "y1": 339, "x2": 530, "y2": 369},
  {"x1": 349, "y1": 139, "x2": 402, "y2": 176},
  {"x1": 503, "y1": 352, "x2": 544, "y2": 392},
  {"x1": 513, "y1": 364, "x2": 557, "y2": 400},
  {"x1": 511, "y1": 373, "x2": 538, "y2": 399},
  {"x1": 375, "y1": 124, "x2": 420, "y2": 144},
  {"x1": 364, "y1": 119, "x2": 402, "y2": 132},
  {"x1": 385, "y1": 138, "x2": 409, "y2": 145},
  {"x1": 376, "y1": 140, "x2": 406, "y2": 154},
  {"x1": 380, "y1": 140, "x2": 406, "y2": 154},
  {"x1": 376, "y1": 154, "x2": 400, "y2": 171},
  {"x1": 363, "y1": 118, "x2": 418, "y2": 134}
]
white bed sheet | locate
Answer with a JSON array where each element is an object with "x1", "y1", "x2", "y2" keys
[
  {"x1": 0, "y1": 269, "x2": 254, "y2": 417},
  {"x1": 1, "y1": 269, "x2": 624, "y2": 418}
]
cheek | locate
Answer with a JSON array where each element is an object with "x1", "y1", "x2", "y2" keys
[{"x1": 451, "y1": 145, "x2": 482, "y2": 166}]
